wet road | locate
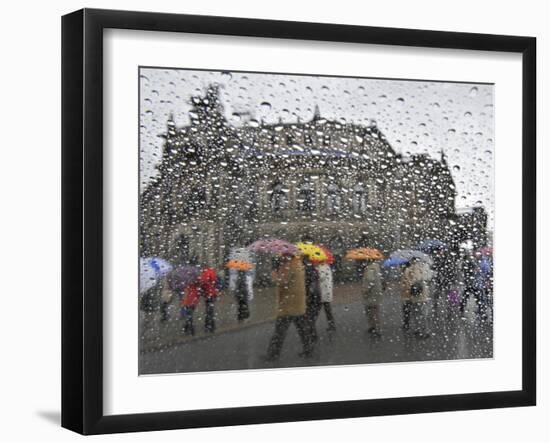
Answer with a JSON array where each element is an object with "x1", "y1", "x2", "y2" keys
[{"x1": 139, "y1": 289, "x2": 492, "y2": 374}]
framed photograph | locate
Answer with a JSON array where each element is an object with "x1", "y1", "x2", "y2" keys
[{"x1": 62, "y1": 8, "x2": 536, "y2": 435}]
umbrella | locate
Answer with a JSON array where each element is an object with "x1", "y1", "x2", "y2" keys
[
  {"x1": 139, "y1": 257, "x2": 173, "y2": 293},
  {"x1": 345, "y1": 247, "x2": 384, "y2": 261},
  {"x1": 313, "y1": 244, "x2": 335, "y2": 265},
  {"x1": 296, "y1": 242, "x2": 328, "y2": 262},
  {"x1": 382, "y1": 249, "x2": 433, "y2": 268},
  {"x1": 382, "y1": 256, "x2": 410, "y2": 268},
  {"x1": 480, "y1": 256, "x2": 493, "y2": 274},
  {"x1": 475, "y1": 247, "x2": 493, "y2": 257},
  {"x1": 416, "y1": 239, "x2": 448, "y2": 253},
  {"x1": 226, "y1": 259, "x2": 254, "y2": 271},
  {"x1": 167, "y1": 265, "x2": 202, "y2": 292},
  {"x1": 247, "y1": 239, "x2": 299, "y2": 255},
  {"x1": 229, "y1": 247, "x2": 255, "y2": 263}
]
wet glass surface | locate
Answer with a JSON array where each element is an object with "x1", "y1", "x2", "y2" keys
[{"x1": 138, "y1": 68, "x2": 494, "y2": 375}]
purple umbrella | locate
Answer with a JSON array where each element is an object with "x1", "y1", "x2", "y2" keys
[
  {"x1": 247, "y1": 239, "x2": 299, "y2": 256},
  {"x1": 167, "y1": 265, "x2": 202, "y2": 292}
]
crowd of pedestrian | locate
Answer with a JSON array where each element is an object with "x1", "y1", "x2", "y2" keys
[{"x1": 140, "y1": 238, "x2": 493, "y2": 361}]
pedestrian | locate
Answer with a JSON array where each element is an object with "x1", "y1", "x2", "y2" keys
[
  {"x1": 159, "y1": 277, "x2": 172, "y2": 322},
  {"x1": 180, "y1": 282, "x2": 201, "y2": 336},
  {"x1": 198, "y1": 267, "x2": 220, "y2": 333},
  {"x1": 303, "y1": 257, "x2": 322, "y2": 343},
  {"x1": 432, "y1": 249, "x2": 458, "y2": 318},
  {"x1": 230, "y1": 269, "x2": 252, "y2": 322},
  {"x1": 479, "y1": 255, "x2": 493, "y2": 323},
  {"x1": 459, "y1": 254, "x2": 484, "y2": 319},
  {"x1": 362, "y1": 258, "x2": 384, "y2": 336},
  {"x1": 180, "y1": 266, "x2": 221, "y2": 335},
  {"x1": 317, "y1": 263, "x2": 336, "y2": 332},
  {"x1": 400, "y1": 257, "x2": 433, "y2": 338},
  {"x1": 266, "y1": 254, "x2": 313, "y2": 360}
]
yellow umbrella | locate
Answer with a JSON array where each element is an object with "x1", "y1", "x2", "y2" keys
[
  {"x1": 226, "y1": 259, "x2": 254, "y2": 271},
  {"x1": 296, "y1": 242, "x2": 328, "y2": 262},
  {"x1": 345, "y1": 247, "x2": 384, "y2": 261}
]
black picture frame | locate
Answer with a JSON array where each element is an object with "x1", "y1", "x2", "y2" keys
[{"x1": 62, "y1": 8, "x2": 536, "y2": 435}]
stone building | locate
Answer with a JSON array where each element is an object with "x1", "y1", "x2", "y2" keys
[{"x1": 140, "y1": 85, "x2": 487, "y2": 277}]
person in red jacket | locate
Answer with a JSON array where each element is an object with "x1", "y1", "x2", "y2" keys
[
  {"x1": 180, "y1": 267, "x2": 220, "y2": 335},
  {"x1": 199, "y1": 267, "x2": 220, "y2": 333},
  {"x1": 180, "y1": 283, "x2": 201, "y2": 336}
]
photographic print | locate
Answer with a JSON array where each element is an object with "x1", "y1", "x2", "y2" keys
[{"x1": 138, "y1": 68, "x2": 494, "y2": 375}]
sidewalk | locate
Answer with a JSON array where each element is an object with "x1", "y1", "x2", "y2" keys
[{"x1": 140, "y1": 281, "x2": 364, "y2": 353}]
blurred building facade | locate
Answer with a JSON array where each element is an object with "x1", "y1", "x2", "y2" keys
[{"x1": 140, "y1": 85, "x2": 487, "y2": 275}]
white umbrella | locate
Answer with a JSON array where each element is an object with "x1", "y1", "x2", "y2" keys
[
  {"x1": 229, "y1": 247, "x2": 256, "y2": 263},
  {"x1": 139, "y1": 257, "x2": 173, "y2": 294}
]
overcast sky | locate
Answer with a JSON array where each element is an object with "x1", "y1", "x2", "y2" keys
[{"x1": 139, "y1": 68, "x2": 494, "y2": 225}]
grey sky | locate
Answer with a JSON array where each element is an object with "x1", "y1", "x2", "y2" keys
[{"x1": 139, "y1": 68, "x2": 494, "y2": 225}]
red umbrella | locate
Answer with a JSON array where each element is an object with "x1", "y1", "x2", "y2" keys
[{"x1": 310, "y1": 244, "x2": 335, "y2": 265}]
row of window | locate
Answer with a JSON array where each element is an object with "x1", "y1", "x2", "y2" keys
[
  {"x1": 165, "y1": 182, "x2": 371, "y2": 217},
  {"x1": 270, "y1": 182, "x2": 368, "y2": 214}
]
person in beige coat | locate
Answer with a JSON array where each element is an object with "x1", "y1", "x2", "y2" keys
[
  {"x1": 400, "y1": 258, "x2": 433, "y2": 338},
  {"x1": 266, "y1": 254, "x2": 312, "y2": 360},
  {"x1": 362, "y1": 260, "x2": 384, "y2": 336}
]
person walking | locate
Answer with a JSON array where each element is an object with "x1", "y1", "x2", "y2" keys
[
  {"x1": 303, "y1": 257, "x2": 322, "y2": 344},
  {"x1": 230, "y1": 269, "x2": 252, "y2": 322},
  {"x1": 459, "y1": 253, "x2": 482, "y2": 318},
  {"x1": 199, "y1": 267, "x2": 220, "y2": 333},
  {"x1": 159, "y1": 277, "x2": 173, "y2": 322},
  {"x1": 180, "y1": 282, "x2": 201, "y2": 336},
  {"x1": 180, "y1": 266, "x2": 221, "y2": 335},
  {"x1": 432, "y1": 249, "x2": 458, "y2": 319},
  {"x1": 317, "y1": 263, "x2": 336, "y2": 332},
  {"x1": 362, "y1": 259, "x2": 384, "y2": 336},
  {"x1": 400, "y1": 257, "x2": 433, "y2": 339},
  {"x1": 266, "y1": 254, "x2": 312, "y2": 360}
]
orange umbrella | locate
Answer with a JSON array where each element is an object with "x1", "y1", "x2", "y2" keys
[
  {"x1": 345, "y1": 247, "x2": 384, "y2": 261},
  {"x1": 226, "y1": 259, "x2": 254, "y2": 271}
]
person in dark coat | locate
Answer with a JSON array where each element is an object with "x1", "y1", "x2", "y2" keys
[
  {"x1": 232, "y1": 270, "x2": 251, "y2": 322},
  {"x1": 432, "y1": 249, "x2": 457, "y2": 317},
  {"x1": 460, "y1": 254, "x2": 482, "y2": 317},
  {"x1": 303, "y1": 257, "x2": 322, "y2": 344}
]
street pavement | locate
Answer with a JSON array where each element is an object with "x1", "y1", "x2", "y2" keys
[{"x1": 139, "y1": 283, "x2": 493, "y2": 374}]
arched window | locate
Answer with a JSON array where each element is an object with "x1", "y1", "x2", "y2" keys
[
  {"x1": 326, "y1": 183, "x2": 341, "y2": 214},
  {"x1": 352, "y1": 184, "x2": 368, "y2": 214},
  {"x1": 269, "y1": 182, "x2": 288, "y2": 212},
  {"x1": 297, "y1": 181, "x2": 316, "y2": 213}
]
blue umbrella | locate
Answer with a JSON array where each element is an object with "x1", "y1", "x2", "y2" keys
[
  {"x1": 139, "y1": 257, "x2": 173, "y2": 294},
  {"x1": 382, "y1": 249, "x2": 433, "y2": 268},
  {"x1": 416, "y1": 239, "x2": 448, "y2": 253},
  {"x1": 480, "y1": 256, "x2": 493, "y2": 275},
  {"x1": 382, "y1": 256, "x2": 410, "y2": 268}
]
